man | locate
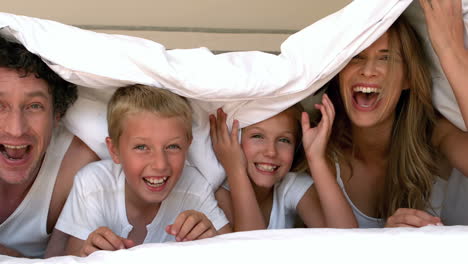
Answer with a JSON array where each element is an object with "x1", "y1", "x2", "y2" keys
[{"x1": 0, "y1": 36, "x2": 99, "y2": 258}]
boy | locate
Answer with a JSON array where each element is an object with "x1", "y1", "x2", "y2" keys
[{"x1": 55, "y1": 85, "x2": 230, "y2": 257}]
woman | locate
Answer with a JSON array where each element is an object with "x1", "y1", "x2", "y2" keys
[{"x1": 318, "y1": 0, "x2": 468, "y2": 227}]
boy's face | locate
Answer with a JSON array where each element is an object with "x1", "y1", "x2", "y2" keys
[{"x1": 106, "y1": 111, "x2": 191, "y2": 207}]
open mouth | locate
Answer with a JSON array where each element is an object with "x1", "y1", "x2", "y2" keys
[
  {"x1": 352, "y1": 86, "x2": 381, "y2": 109},
  {"x1": 143, "y1": 176, "x2": 169, "y2": 188},
  {"x1": 255, "y1": 163, "x2": 279, "y2": 172},
  {"x1": 0, "y1": 144, "x2": 31, "y2": 161}
]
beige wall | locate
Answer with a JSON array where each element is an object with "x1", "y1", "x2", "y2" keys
[{"x1": 2, "y1": 1, "x2": 351, "y2": 52}]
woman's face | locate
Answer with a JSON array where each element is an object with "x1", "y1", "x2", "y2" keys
[{"x1": 339, "y1": 32, "x2": 408, "y2": 129}]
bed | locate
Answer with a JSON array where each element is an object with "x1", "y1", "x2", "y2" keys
[{"x1": 0, "y1": 0, "x2": 468, "y2": 263}]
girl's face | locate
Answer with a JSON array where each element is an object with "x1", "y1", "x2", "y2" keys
[
  {"x1": 339, "y1": 32, "x2": 408, "y2": 129},
  {"x1": 241, "y1": 110, "x2": 298, "y2": 189}
]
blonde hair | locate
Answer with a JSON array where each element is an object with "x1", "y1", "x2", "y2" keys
[
  {"x1": 107, "y1": 84, "x2": 192, "y2": 147},
  {"x1": 284, "y1": 103, "x2": 307, "y2": 173},
  {"x1": 325, "y1": 16, "x2": 439, "y2": 219}
]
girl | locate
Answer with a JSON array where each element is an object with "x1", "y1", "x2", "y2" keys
[
  {"x1": 210, "y1": 102, "x2": 357, "y2": 231},
  {"x1": 322, "y1": 0, "x2": 468, "y2": 227}
]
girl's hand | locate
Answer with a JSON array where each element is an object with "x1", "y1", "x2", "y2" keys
[
  {"x1": 301, "y1": 94, "x2": 335, "y2": 163},
  {"x1": 80, "y1": 227, "x2": 135, "y2": 257},
  {"x1": 166, "y1": 210, "x2": 217, "y2": 242},
  {"x1": 209, "y1": 108, "x2": 246, "y2": 173},
  {"x1": 420, "y1": 0, "x2": 464, "y2": 56},
  {"x1": 385, "y1": 208, "x2": 443, "y2": 228}
]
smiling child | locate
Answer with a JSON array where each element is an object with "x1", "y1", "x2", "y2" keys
[{"x1": 55, "y1": 85, "x2": 230, "y2": 257}]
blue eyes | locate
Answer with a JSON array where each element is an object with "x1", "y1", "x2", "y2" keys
[
  {"x1": 30, "y1": 103, "x2": 43, "y2": 109},
  {"x1": 26, "y1": 103, "x2": 45, "y2": 111},
  {"x1": 167, "y1": 144, "x2": 181, "y2": 150},
  {"x1": 133, "y1": 144, "x2": 181, "y2": 151},
  {"x1": 134, "y1": 145, "x2": 147, "y2": 150},
  {"x1": 250, "y1": 134, "x2": 292, "y2": 144}
]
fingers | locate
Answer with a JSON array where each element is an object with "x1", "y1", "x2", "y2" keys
[
  {"x1": 122, "y1": 239, "x2": 136, "y2": 249},
  {"x1": 314, "y1": 94, "x2": 335, "y2": 134},
  {"x1": 209, "y1": 108, "x2": 239, "y2": 145},
  {"x1": 420, "y1": 0, "x2": 461, "y2": 18},
  {"x1": 169, "y1": 210, "x2": 191, "y2": 241},
  {"x1": 419, "y1": 0, "x2": 432, "y2": 12},
  {"x1": 386, "y1": 208, "x2": 443, "y2": 228},
  {"x1": 182, "y1": 218, "x2": 216, "y2": 242},
  {"x1": 80, "y1": 227, "x2": 130, "y2": 257},
  {"x1": 216, "y1": 108, "x2": 227, "y2": 141},
  {"x1": 301, "y1": 111, "x2": 311, "y2": 133},
  {"x1": 209, "y1": 114, "x2": 217, "y2": 144},
  {"x1": 80, "y1": 245, "x2": 100, "y2": 257},
  {"x1": 169, "y1": 210, "x2": 216, "y2": 242},
  {"x1": 323, "y1": 94, "x2": 335, "y2": 122},
  {"x1": 231, "y1": 119, "x2": 239, "y2": 142},
  {"x1": 90, "y1": 227, "x2": 125, "y2": 250}
]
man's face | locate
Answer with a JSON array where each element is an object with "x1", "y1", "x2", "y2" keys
[{"x1": 0, "y1": 68, "x2": 56, "y2": 185}]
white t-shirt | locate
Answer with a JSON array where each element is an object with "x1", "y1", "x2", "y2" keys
[
  {"x1": 223, "y1": 172, "x2": 313, "y2": 229},
  {"x1": 56, "y1": 160, "x2": 228, "y2": 243}
]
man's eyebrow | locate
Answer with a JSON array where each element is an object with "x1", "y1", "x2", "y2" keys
[
  {"x1": 0, "y1": 90, "x2": 50, "y2": 98},
  {"x1": 25, "y1": 90, "x2": 50, "y2": 99}
]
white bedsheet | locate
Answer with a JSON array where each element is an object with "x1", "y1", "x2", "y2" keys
[{"x1": 1, "y1": 226, "x2": 467, "y2": 264}]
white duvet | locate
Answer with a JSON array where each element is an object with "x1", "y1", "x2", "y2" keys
[
  {"x1": 1, "y1": 0, "x2": 468, "y2": 263},
  {"x1": 1, "y1": 226, "x2": 468, "y2": 264}
]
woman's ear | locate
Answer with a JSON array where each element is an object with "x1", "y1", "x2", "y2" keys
[{"x1": 106, "y1": 137, "x2": 121, "y2": 164}]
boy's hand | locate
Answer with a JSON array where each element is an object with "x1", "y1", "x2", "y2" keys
[
  {"x1": 166, "y1": 210, "x2": 217, "y2": 242},
  {"x1": 209, "y1": 108, "x2": 246, "y2": 173},
  {"x1": 80, "y1": 227, "x2": 135, "y2": 257},
  {"x1": 301, "y1": 94, "x2": 335, "y2": 164},
  {"x1": 385, "y1": 208, "x2": 444, "y2": 228}
]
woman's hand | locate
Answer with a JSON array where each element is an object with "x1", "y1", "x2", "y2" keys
[
  {"x1": 385, "y1": 208, "x2": 443, "y2": 227},
  {"x1": 420, "y1": 0, "x2": 464, "y2": 56}
]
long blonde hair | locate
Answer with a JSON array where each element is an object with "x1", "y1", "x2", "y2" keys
[{"x1": 326, "y1": 16, "x2": 439, "y2": 219}]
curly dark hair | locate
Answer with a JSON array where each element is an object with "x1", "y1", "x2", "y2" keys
[{"x1": 0, "y1": 35, "x2": 77, "y2": 118}]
